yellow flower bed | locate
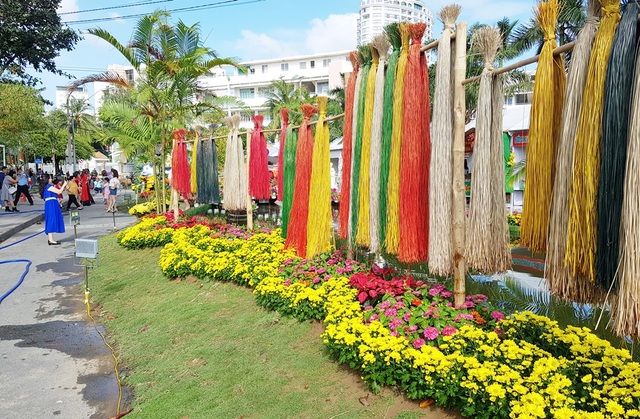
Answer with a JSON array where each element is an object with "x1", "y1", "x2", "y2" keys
[
  {"x1": 116, "y1": 216, "x2": 176, "y2": 249},
  {"x1": 128, "y1": 201, "x2": 156, "y2": 217}
]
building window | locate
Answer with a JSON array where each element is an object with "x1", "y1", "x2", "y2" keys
[
  {"x1": 515, "y1": 92, "x2": 533, "y2": 104},
  {"x1": 300, "y1": 61, "x2": 307, "y2": 70},
  {"x1": 261, "y1": 64, "x2": 268, "y2": 73},
  {"x1": 239, "y1": 88, "x2": 255, "y2": 99},
  {"x1": 125, "y1": 69, "x2": 134, "y2": 84},
  {"x1": 281, "y1": 63, "x2": 289, "y2": 71},
  {"x1": 310, "y1": 60, "x2": 315, "y2": 69},
  {"x1": 317, "y1": 82, "x2": 329, "y2": 95},
  {"x1": 323, "y1": 58, "x2": 331, "y2": 67},
  {"x1": 240, "y1": 113, "x2": 252, "y2": 122}
]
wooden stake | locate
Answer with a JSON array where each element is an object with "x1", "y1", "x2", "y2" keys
[
  {"x1": 246, "y1": 129, "x2": 253, "y2": 230},
  {"x1": 452, "y1": 21, "x2": 467, "y2": 308}
]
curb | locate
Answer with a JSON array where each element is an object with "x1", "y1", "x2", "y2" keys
[{"x1": 0, "y1": 213, "x2": 44, "y2": 244}]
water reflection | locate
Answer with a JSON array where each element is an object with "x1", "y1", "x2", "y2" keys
[{"x1": 466, "y1": 271, "x2": 638, "y2": 360}]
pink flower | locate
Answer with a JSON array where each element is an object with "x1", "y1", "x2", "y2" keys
[
  {"x1": 403, "y1": 312, "x2": 411, "y2": 322},
  {"x1": 408, "y1": 325, "x2": 418, "y2": 333},
  {"x1": 442, "y1": 326, "x2": 457, "y2": 336},
  {"x1": 423, "y1": 327, "x2": 439, "y2": 340},
  {"x1": 390, "y1": 331, "x2": 399, "y2": 337},
  {"x1": 384, "y1": 308, "x2": 398, "y2": 317},
  {"x1": 491, "y1": 311, "x2": 505, "y2": 321},
  {"x1": 441, "y1": 291, "x2": 453, "y2": 298},
  {"x1": 317, "y1": 267, "x2": 327, "y2": 274},
  {"x1": 412, "y1": 338, "x2": 426, "y2": 349},
  {"x1": 312, "y1": 277, "x2": 320, "y2": 284},
  {"x1": 428, "y1": 287, "x2": 441, "y2": 297},
  {"x1": 284, "y1": 280, "x2": 291, "y2": 286}
]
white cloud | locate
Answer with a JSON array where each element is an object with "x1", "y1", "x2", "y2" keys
[
  {"x1": 305, "y1": 13, "x2": 358, "y2": 54},
  {"x1": 58, "y1": 0, "x2": 79, "y2": 19},
  {"x1": 231, "y1": 13, "x2": 358, "y2": 61}
]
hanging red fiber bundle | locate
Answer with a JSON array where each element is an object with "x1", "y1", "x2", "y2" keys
[
  {"x1": 339, "y1": 51, "x2": 359, "y2": 239},
  {"x1": 399, "y1": 23, "x2": 430, "y2": 263},
  {"x1": 285, "y1": 104, "x2": 318, "y2": 257},
  {"x1": 249, "y1": 115, "x2": 270, "y2": 200},
  {"x1": 171, "y1": 129, "x2": 191, "y2": 200},
  {"x1": 276, "y1": 108, "x2": 289, "y2": 202}
]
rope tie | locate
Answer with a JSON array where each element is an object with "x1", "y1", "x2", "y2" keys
[{"x1": 602, "y1": 5, "x2": 619, "y2": 17}]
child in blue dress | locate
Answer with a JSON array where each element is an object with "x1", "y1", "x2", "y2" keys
[{"x1": 44, "y1": 177, "x2": 68, "y2": 245}]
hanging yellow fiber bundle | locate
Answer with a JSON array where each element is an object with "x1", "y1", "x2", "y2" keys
[
  {"x1": 520, "y1": 0, "x2": 565, "y2": 254},
  {"x1": 306, "y1": 97, "x2": 333, "y2": 258},
  {"x1": 566, "y1": 0, "x2": 620, "y2": 281},
  {"x1": 384, "y1": 23, "x2": 409, "y2": 255},
  {"x1": 546, "y1": 0, "x2": 601, "y2": 301},
  {"x1": 355, "y1": 42, "x2": 379, "y2": 248}
]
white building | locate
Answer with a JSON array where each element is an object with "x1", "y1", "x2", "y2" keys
[
  {"x1": 55, "y1": 85, "x2": 89, "y2": 110},
  {"x1": 93, "y1": 64, "x2": 141, "y2": 115},
  {"x1": 199, "y1": 50, "x2": 353, "y2": 129},
  {"x1": 357, "y1": 0, "x2": 434, "y2": 46}
]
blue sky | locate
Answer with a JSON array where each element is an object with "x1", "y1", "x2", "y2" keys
[{"x1": 42, "y1": 0, "x2": 538, "y2": 107}]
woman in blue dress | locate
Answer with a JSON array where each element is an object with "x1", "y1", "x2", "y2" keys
[{"x1": 44, "y1": 177, "x2": 68, "y2": 245}]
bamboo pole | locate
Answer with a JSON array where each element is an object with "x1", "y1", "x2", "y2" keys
[
  {"x1": 462, "y1": 40, "x2": 576, "y2": 85},
  {"x1": 246, "y1": 129, "x2": 253, "y2": 230},
  {"x1": 421, "y1": 32, "x2": 457, "y2": 53},
  {"x1": 452, "y1": 21, "x2": 467, "y2": 308}
]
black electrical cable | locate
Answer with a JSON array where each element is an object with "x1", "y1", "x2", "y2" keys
[
  {"x1": 62, "y1": 0, "x2": 265, "y2": 25},
  {"x1": 58, "y1": 0, "x2": 174, "y2": 16}
]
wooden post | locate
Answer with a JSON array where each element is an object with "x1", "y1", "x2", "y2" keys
[
  {"x1": 246, "y1": 129, "x2": 253, "y2": 230},
  {"x1": 452, "y1": 21, "x2": 468, "y2": 308}
]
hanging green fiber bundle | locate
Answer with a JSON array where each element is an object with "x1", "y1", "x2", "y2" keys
[
  {"x1": 595, "y1": 0, "x2": 640, "y2": 290},
  {"x1": 280, "y1": 125, "x2": 297, "y2": 238},
  {"x1": 350, "y1": 46, "x2": 371, "y2": 245},
  {"x1": 196, "y1": 137, "x2": 214, "y2": 204},
  {"x1": 379, "y1": 23, "x2": 400, "y2": 247}
]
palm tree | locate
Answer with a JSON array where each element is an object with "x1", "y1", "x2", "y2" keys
[
  {"x1": 263, "y1": 77, "x2": 312, "y2": 130},
  {"x1": 69, "y1": 10, "x2": 240, "y2": 212}
]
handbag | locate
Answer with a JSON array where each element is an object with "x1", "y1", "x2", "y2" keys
[{"x1": 8, "y1": 186, "x2": 17, "y2": 195}]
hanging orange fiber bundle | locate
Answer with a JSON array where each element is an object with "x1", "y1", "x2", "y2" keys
[
  {"x1": 566, "y1": 0, "x2": 620, "y2": 282},
  {"x1": 355, "y1": 42, "x2": 379, "y2": 248},
  {"x1": 398, "y1": 22, "x2": 430, "y2": 263},
  {"x1": 285, "y1": 104, "x2": 318, "y2": 258},
  {"x1": 385, "y1": 23, "x2": 410, "y2": 255},
  {"x1": 306, "y1": 97, "x2": 333, "y2": 258},
  {"x1": 249, "y1": 115, "x2": 270, "y2": 200},
  {"x1": 276, "y1": 108, "x2": 289, "y2": 202},
  {"x1": 339, "y1": 51, "x2": 359, "y2": 239},
  {"x1": 520, "y1": 0, "x2": 565, "y2": 254},
  {"x1": 171, "y1": 129, "x2": 191, "y2": 200}
]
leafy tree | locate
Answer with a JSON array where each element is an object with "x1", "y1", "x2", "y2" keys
[
  {"x1": 0, "y1": 83, "x2": 45, "y2": 155},
  {"x1": 263, "y1": 77, "x2": 312, "y2": 129},
  {"x1": 0, "y1": 0, "x2": 80, "y2": 84},
  {"x1": 71, "y1": 10, "x2": 240, "y2": 211}
]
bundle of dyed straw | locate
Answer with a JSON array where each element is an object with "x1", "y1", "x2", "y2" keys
[
  {"x1": 398, "y1": 22, "x2": 430, "y2": 263},
  {"x1": 368, "y1": 34, "x2": 390, "y2": 255},
  {"x1": 223, "y1": 114, "x2": 246, "y2": 211},
  {"x1": 306, "y1": 97, "x2": 333, "y2": 258},
  {"x1": 171, "y1": 129, "x2": 191, "y2": 200},
  {"x1": 566, "y1": 0, "x2": 619, "y2": 282},
  {"x1": 521, "y1": 0, "x2": 565, "y2": 254},
  {"x1": 384, "y1": 23, "x2": 410, "y2": 255},
  {"x1": 249, "y1": 115, "x2": 270, "y2": 200},
  {"x1": 285, "y1": 104, "x2": 318, "y2": 257},
  {"x1": 545, "y1": 0, "x2": 601, "y2": 301},
  {"x1": 276, "y1": 108, "x2": 289, "y2": 202},
  {"x1": 280, "y1": 123, "x2": 297, "y2": 237},
  {"x1": 338, "y1": 51, "x2": 359, "y2": 239},
  {"x1": 428, "y1": 4, "x2": 460, "y2": 276}
]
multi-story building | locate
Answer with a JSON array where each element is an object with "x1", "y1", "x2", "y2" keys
[
  {"x1": 55, "y1": 85, "x2": 89, "y2": 111},
  {"x1": 357, "y1": 0, "x2": 434, "y2": 46},
  {"x1": 199, "y1": 50, "x2": 353, "y2": 129},
  {"x1": 93, "y1": 64, "x2": 141, "y2": 115}
]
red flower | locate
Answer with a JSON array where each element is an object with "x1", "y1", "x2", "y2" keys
[{"x1": 411, "y1": 298, "x2": 422, "y2": 307}]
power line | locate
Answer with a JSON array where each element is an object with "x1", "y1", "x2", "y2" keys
[
  {"x1": 62, "y1": 0, "x2": 265, "y2": 26},
  {"x1": 59, "y1": 0, "x2": 174, "y2": 16}
]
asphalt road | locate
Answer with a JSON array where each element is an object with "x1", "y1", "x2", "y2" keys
[{"x1": 0, "y1": 195, "x2": 136, "y2": 418}]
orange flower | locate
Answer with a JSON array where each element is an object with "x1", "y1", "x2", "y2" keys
[{"x1": 411, "y1": 298, "x2": 422, "y2": 307}]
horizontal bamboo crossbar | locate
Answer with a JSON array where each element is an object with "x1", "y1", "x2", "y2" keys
[
  {"x1": 421, "y1": 32, "x2": 457, "y2": 53},
  {"x1": 462, "y1": 40, "x2": 576, "y2": 85}
]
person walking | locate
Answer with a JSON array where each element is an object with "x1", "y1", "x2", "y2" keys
[
  {"x1": 44, "y1": 177, "x2": 67, "y2": 245},
  {"x1": 65, "y1": 175, "x2": 83, "y2": 211},
  {"x1": 1, "y1": 169, "x2": 19, "y2": 212},
  {"x1": 106, "y1": 169, "x2": 120, "y2": 213},
  {"x1": 80, "y1": 169, "x2": 94, "y2": 206},
  {"x1": 0, "y1": 166, "x2": 7, "y2": 210},
  {"x1": 13, "y1": 167, "x2": 34, "y2": 208}
]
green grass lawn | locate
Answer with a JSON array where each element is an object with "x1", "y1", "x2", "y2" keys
[{"x1": 90, "y1": 235, "x2": 455, "y2": 419}]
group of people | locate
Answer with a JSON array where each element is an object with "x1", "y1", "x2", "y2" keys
[
  {"x1": 0, "y1": 166, "x2": 36, "y2": 212},
  {"x1": 1, "y1": 166, "x2": 122, "y2": 244}
]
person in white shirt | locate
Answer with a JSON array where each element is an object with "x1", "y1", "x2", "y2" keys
[{"x1": 106, "y1": 169, "x2": 121, "y2": 213}]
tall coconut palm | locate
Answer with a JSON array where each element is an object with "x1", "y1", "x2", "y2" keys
[{"x1": 69, "y1": 10, "x2": 240, "y2": 212}]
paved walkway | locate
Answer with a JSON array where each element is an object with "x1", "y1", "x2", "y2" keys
[{"x1": 0, "y1": 192, "x2": 136, "y2": 418}]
